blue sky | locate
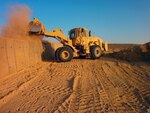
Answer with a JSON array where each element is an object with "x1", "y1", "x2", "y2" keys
[{"x1": 0, "y1": 0, "x2": 150, "y2": 44}]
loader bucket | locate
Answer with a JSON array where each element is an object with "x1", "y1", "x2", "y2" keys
[
  {"x1": 29, "y1": 22, "x2": 42, "y2": 33},
  {"x1": 28, "y1": 18, "x2": 46, "y2": 34}
]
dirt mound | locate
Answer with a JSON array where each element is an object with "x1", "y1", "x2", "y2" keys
[
  {"x1": 108, "y1": 44, "x2": 137, "y2": 52},
  {"x1": 107, "y1": 42, "x2": 150, "y2": 62}
]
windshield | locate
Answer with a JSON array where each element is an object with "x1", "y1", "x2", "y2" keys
[{"x1": 70, "y1": 31, "x2": 75, "y2": 39}]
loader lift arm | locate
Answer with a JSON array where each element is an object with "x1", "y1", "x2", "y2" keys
[
  {"x1": 29, "y1": 18, "x2": 71, "y2": 44},
  {"x1": 44, "y1": 29, "x2": 70, "y2": 44}
]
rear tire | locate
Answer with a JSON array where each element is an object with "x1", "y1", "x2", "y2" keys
[
  {"x1": 55, "y1": 46, "x2": 73, "y2": 62},
  {"x1": 90, "y1": 45, "x2": 102, "y2": 59}
]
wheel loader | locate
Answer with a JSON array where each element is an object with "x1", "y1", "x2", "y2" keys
[{"x1": 29, "y1": 18, "x2": 108, "y2": 62}]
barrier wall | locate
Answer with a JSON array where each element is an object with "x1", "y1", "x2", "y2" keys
[{"x1": 0, "y1": 38, "x2": 43, "y2": 78}]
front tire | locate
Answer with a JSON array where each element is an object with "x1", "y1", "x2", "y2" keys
[
  {"x1": 90, "y1": 45, "x2": 102, "y2": 59},
  {"x1": 55, "y1": 46, "x2": 73, "y2": 62},
  {"x1": 55, "y1": 47, "x2": 61, "y2": 61}
]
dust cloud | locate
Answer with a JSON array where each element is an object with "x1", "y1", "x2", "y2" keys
[{"x1": 1, "y1": 5, "x2": 31, "y2": 39}]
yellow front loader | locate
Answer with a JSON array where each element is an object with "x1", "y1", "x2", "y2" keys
[{"x1": 29, "y1": 18, "x2": 108, "y2": 62}]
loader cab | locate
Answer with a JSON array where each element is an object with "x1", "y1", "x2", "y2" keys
[
  {"x1": 69, "y1": 28, "x2": 89, "y2": 46},
  {"x1": 69, "y1": 28, "x2": 88, "y2": 39}
]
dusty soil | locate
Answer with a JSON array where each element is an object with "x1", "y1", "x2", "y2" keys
[{"x1": 0, "y1": 58, "x2": 150, "y2": 113}]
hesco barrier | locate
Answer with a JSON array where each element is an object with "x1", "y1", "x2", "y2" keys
[{"x1": 0, "y1": 38, "x2": 43, "y2": 78}]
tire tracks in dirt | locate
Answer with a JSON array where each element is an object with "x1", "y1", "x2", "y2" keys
[{"x1": 0, "y1": 58, "x2": 150, "y2": 113}]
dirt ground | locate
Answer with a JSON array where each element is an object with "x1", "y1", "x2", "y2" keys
[{"x1": 0, "y1": 57, "x2": 150, "y2": 113}]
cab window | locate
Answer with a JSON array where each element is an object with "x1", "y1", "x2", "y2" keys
[{"x1": 70, "y1": 31, "x2": 75, "y2": 39}]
